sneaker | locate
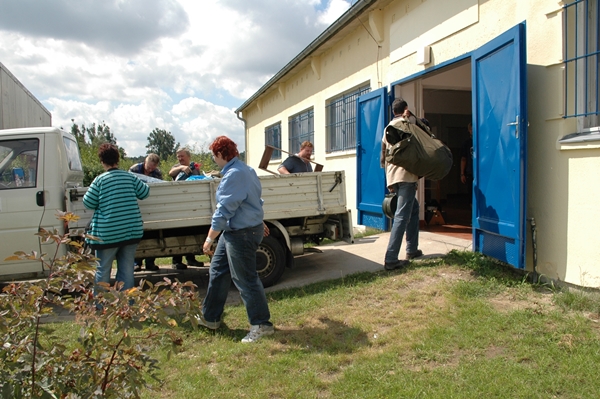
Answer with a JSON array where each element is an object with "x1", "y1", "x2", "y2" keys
[
  {"x1": 174, "y1": 262, "x2": 188, "y2": 270},
  {"x1": 145, "y1": 264, "x2": 159, "y2": 271},
  {"x1": 241, "y1": 324, "x2": 275, "y2": 343},
  {"x1": 405, "y1": 249, "x2": 423, "y2": 260},
  {"x1": 384, "y1": 259, "x2": 409, "y2": 271},
  {"x1": 195, "y1": 313, "x2": 221, "y2": 330}
]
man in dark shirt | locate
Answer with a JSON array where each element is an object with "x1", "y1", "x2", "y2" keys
[
  {"x1": 129, "y1": 153, "x2": 163, "y2": 180},
  {"x1": 277, "y1": 141, "x2": 314, "y2": 174}
]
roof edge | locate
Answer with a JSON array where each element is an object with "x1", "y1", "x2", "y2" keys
[{"x1": 235, "y1": 0, "x2": 378, "y2": 113}]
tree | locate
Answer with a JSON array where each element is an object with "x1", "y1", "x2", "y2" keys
[
  {"x1": 69, "y1": 120, "x2": 126, "y2": 185},
  {"x1": 146, "y1": 128, "x2": 179, "y2": 161}
]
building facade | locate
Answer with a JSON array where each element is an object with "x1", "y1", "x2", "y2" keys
[{"x1": 237, "y1": 0, "x2": 600, "y2": 288}]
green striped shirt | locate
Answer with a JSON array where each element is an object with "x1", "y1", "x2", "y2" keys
[{"x1": 83, "y1": 169, "x2": 150, "y2": 248}]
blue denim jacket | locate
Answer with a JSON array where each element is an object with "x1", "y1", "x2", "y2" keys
[{"x1": 211, "y1": 157, "x2": 264, "y2": 231}]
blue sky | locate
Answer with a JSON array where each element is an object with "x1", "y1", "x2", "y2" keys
[{"x1": 0, "y1": 0, "x2": 353, "y2": 155}]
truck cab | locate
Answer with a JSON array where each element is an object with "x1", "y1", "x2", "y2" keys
[{"x1": 0, "y1": 127, "x2": 83, "y2": 279}]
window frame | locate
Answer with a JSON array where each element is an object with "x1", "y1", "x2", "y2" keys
[
  {"x1": 288, "y1": 108, "x2": 314, "y2": 154},
  {"x1": 563, "y1": 0, "x2": 600, "y2": 126},
  {"x1": 264, "y1": 122, "x2": 282, "y2": 161},
  {"x1": 325, "y1": 84, "x2": 371, "y2": 153}
]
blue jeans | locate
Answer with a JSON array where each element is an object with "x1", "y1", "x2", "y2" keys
[
  {"x1": 385, "y1": 182, "x2": 420, "y2": 263},
  {"x1": 203, "y1": 224, "x2": 272, "y2": 326},
  {"x1": 95, "y1": 243, "x2": 138, "y2": 293}
]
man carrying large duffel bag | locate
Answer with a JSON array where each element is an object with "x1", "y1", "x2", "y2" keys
[
  {"x1": 380, "y1": 99, "x2": 424, "y2": 271},
  {"x1": 383, "y1": 106, "x2": 453, "y2": 181}
]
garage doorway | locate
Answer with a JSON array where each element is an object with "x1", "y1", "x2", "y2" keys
[{"x1": 394, "y1": 59, "x2": 472, "y2": 239}]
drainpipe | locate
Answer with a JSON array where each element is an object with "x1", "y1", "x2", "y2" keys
[
  {"x1": 528, "y1": 217, "x2": 538, "y2": 283},
  {"x1": 236, "y1": 110, "x2": 247, "y2": 162}
]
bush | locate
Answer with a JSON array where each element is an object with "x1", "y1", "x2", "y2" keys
[{"x1": 0, "y1": 212, "x2": 199, "y2": 397}]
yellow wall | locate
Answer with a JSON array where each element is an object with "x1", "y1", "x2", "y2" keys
[{"x1": 242, "y1": 0, "x2": 600, "y2": 288}]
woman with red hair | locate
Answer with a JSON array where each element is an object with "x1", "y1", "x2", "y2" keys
[{"x1": 196, "y1": 136, "x2": 274, "y2": 343}]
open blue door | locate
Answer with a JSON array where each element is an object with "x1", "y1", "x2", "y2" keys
[
  {"x1": 471, "y1": 23, "x2": 528, "y2": 269},
  {"x1": 357, "y1": 87, "x2": 388, "y2": 230}
]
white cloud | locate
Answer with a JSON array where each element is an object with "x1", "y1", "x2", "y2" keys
[
  {"x1": 318, "y1": 0, "x2": 352, "y2": 25},
  {"x1": 0, "y1": 0, "x2": 352, "y2": 156}
]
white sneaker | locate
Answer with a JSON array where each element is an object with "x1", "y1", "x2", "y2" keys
[
  {"x1": 241, "y1": 324, "x2": 274, "y2": 343},
  {"x1": 195, "y1": 314, "x2": 221, "y2": 330}
]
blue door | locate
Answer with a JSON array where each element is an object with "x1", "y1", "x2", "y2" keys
[
  {"x1": 471, "y1": 23, "x2": 528, "y2": 269},
  {"x1": 356, "y1": 87, "x2": 389, "y2": 230}
]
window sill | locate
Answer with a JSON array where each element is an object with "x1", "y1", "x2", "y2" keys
[
  {"x1": 558, "y1": 126, "x2": 600, "y2": 151},
  {"x1": 325, "y1": 149, "x2": 357, "y2": 159}
]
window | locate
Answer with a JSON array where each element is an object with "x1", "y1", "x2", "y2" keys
[
  {"x1": 0, "y1": 139, "x2": 39, "y2": 190},
  {"x1": 265, "y1": 122, "x2": 282, "y2": 160},
  {"x1": 63, "y1": 137, "x2": 83, "y2": 171},
  {"x1": 326, "y1": 85, "x2": 371, "y2": 153},
  {"x1": 564, "y1": 0, "x2": 600, "y2": 127},
  {"x1": 288, "y1": 108, "x2": 314, "y2": 154}
]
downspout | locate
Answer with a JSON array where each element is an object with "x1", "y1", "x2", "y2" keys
[
  {"x1": 528, "y1": 217, "x2": 538, "y2": 283},
  {"x1": 236, "y1": 111, "x2": 248, "y2": 162}
]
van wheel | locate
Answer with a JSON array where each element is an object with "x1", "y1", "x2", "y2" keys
[{"x1": 256, "y1": 235, "x2": 286, "y2": 288}]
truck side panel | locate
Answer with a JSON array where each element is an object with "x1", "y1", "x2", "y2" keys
[{"x1": 68, "y1": 171, "x2": 349, "y2": 230}]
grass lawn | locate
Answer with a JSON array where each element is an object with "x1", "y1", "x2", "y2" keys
[{"x1": 44, "y1": 251, "x2": 600, "y2": 398}]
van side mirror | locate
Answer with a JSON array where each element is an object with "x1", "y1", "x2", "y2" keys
[{"x1": 36, "y1": 191, "x2": 45, "y2": 207}]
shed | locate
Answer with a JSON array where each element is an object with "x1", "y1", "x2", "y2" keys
[{"x1": 0, "y1": 62, "x2": 51, "y2": 129}]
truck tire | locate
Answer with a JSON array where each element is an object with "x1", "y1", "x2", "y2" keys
[{"x1": 256, "y1": 235, "x2": 286, "y2": 288}]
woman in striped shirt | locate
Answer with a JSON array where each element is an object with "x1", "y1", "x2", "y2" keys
[{"x1": 83, "y1": 143, "x2": 150, "y2": 293}]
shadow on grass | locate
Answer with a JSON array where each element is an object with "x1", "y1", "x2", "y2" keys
[
  {"x1": 182, "y1": 317, "x2": 369, "y2": 354},
  {"x1": 267, "y1": 271, "x2": 383, "y2": 302}
]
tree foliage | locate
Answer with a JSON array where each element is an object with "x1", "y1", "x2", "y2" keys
[
  {"x1": 67, "y1": 121, "x2": 220, "y2": 185},
  {"x1": 146, "y1": 128, "x2": 179, "y2": 161},
  {"x1": 70, "y1": 120, "x2": 128, "y2": 186}
]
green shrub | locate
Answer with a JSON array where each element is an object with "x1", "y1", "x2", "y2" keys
[{"x1": 0, "y1": 212, "x2": 199, "y2": 397}]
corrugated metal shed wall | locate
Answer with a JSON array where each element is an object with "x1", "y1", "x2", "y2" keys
[{"x1": 0, "y1": 62, "x2": 51, "y2": 129}]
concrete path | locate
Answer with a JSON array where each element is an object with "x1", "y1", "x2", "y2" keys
[{"x1": 40, "y1": 231, "x2": 471, "y2": 323}]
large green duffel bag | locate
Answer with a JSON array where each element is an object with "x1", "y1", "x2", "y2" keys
[{"x1": 384, "y1": 118, "x2": 453, "y2": 180}]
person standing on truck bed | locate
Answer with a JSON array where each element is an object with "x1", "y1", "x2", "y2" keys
[
  {"x1": 196, "y1": 135, "x2": 274, "y2": 343},
  {"x1": 83, "y1": 143, "x2": 150, "y2": 294},
  {"x1": 277, "y1": 140, "x2": 314, "y2": 174},
  {"x1": 168, "y1": 147, "x2": 204, "y2": 270},
  {"x1": 129, "y1": 153, "x2": 163, "y2": 272}
]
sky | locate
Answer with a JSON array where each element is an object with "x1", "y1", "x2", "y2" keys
[{"x1": 0, "y1": 0, "x2": 354, "y2": 156}]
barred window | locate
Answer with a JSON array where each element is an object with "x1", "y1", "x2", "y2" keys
[
  {"x1": 288, "y1": 108, "x2": 314, "y2": 154},
  {"x1": 326, "y1": 85, "x2": 371, "y2": 153},
  {"x1": 564, "y1": 0, "x2": 600, "y2": 126},
  {"x1": 265, "y1": 122, "x2": 281, "y2": 160}
]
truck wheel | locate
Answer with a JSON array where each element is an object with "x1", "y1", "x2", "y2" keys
[{"x1": 256, "y1": 235, "x2": 286, "y2": 288}]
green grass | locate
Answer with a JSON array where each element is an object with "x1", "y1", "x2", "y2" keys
[
  {"x1": 152, "y1": 255, "x2": 210, "y2": 266},
  {"x1": 45, "y1": 251, "x2": 600, "y2": 398}
]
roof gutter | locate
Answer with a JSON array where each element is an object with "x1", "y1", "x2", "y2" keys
[{"x1": 235, "y1": 0, "x2": 378, "y2": 113}]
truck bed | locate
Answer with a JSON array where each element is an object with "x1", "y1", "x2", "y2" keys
[{"x1": 67, "y1": 171, "x2": 348, "y2": 230}]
